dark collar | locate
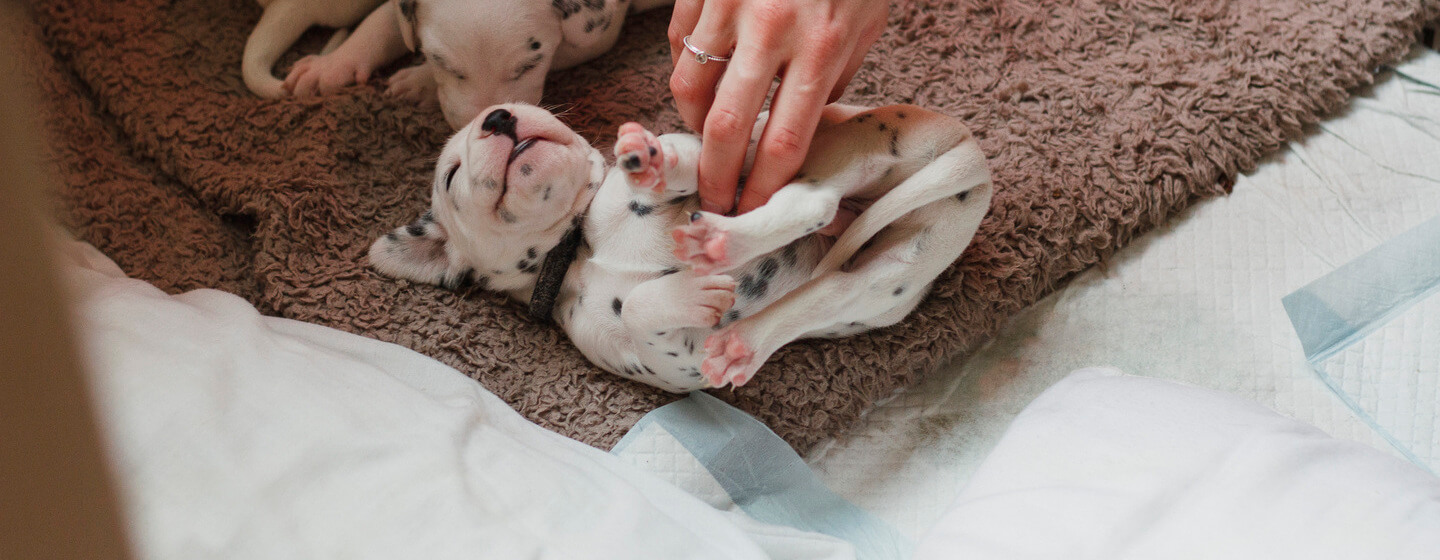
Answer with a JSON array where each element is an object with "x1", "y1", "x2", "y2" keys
[{"x1": 527, "y1": 215, "x2": 585, "y2": 322}]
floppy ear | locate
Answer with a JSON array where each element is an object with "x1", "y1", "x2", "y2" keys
[
  {"x1": 368, "y1": 211, "x2": 472, "y2": 289},
  {"x1": 395, "y1": 0, "x2": 420, "y2": 52}
]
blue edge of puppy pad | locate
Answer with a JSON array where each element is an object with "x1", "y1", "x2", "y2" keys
[
  {"x1": 1283, "y1": 214, "x2": 1440, "y2": 475},
  {"x1": 613, "y1": 391, "x2": 913, "y2": 560}
]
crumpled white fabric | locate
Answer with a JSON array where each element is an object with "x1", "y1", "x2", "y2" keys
[
  {"x1": 60, "y1": 240, "x2": 852, "y2": 560},
  {"x1": 915, "y1": 367, "x2": 1440, "y2": 560}
]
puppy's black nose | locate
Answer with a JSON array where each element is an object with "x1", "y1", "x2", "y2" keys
[{"x1": 481, "y1": 108, "x2": 518, "y2": 140}]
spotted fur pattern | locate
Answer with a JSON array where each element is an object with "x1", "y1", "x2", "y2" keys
[{"x1": 370, "y1": 103, "x2": 992, "y2": 392}]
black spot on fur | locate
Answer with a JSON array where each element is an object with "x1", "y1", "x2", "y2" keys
[
  {"x1": 527, "y1": 247, "x2": 539, "y2": 259},
  {"x1": 529, "y1": 38, "x2": 541, "y2": 50},
  {"x1": 724, "y1": 309, "x2": 741, "y2": 323},
  {"x1": 385, "y1": 231, "x2": 400, "y2": 242},
  {"x1": 737, "y1": 274, "x2": 768, "y2": 299},
  {"x1": 552, "y1": 0, "x2": 581, "y2": 18},
  {"x1": 889, "y1": 130, "x2": 901, "y2": 157},
  {"x1": 655, "y1": 331, "x2": 666, "y2": 336},
  {"x1": 543, "y1": 185, "x2": 552, "y2": 200},
  {"x1": 406, "y1": 222, "x2": 426, "y2": 237},
  {"x1": 659, "y1": 267, "x2": 680, "y2": 276},
  {"x1": 520, "y1": 163, "x2": 533, "y2": 176},
  {"x1": 499, "y1": 208, "x2": 518, "y2": 223},
  {"x1": 421, "y1": 210, "x2": 435, "y2": 222},
  {"x1": 878, "y1": 122, "x2": 888, "y2": 132},
  {"x1": 782, "y1": 244, "x2": 799, "y2": 266},
  {"x1": 893, "y1": 285, "x2": 906, "y2": 296},
  {"x1": 628, "y1": 200, "x2": 655, "y2": 217},
  {"x1": 612, "y1": 297, "x2": 623, "y2": 315},
  {"x1": 897, "y1": 111, "x2": 907, "y2": 119},
  {"x1": 757, "y1": 257, "x2": 779, "y2": 280},
  {"x1": 666, "y1": 351, "x2": 678, "y2": 357}
]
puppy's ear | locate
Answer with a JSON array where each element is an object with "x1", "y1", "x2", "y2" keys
[
  {"x1": 395, "y1": 0, "x2": 420, "y2": 52},
  {"x1": 369, "y1": 211, "x2": 472, "y2": 289}
]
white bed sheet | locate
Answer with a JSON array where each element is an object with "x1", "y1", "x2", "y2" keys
[
  {"x1": 62, "y1": 241, "x2": 854, "y2": 560},
  {"x1": 914, "y1": 368, "x2": 1440, "y2": 560},
  {"x1": 805, "y1": 47, "x2": 1440, "y2": 537}
]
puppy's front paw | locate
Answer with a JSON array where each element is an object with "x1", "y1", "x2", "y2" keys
[
  {"x1": 614, "y1": 123, "x2": 666, "y2": 192},
  {"x1": 386, "y1": 65, "x2": 438, "y2": 106},
  {"x1": 702, "y1": 328, "x2": 759, "y2": 388},
  {"x1": 672, "y1": 213, "x2": 731, "y2": 275},
  {"x1": 686, "y1": 274, "x2": 738, "y2": 328}
]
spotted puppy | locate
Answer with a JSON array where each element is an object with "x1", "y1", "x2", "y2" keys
[
  {"x1": 369, "y1": 103, "x2": 992, "y2": 392},
  {"x1": 277, "y1": 0, "x2": 674, "y2": 128}
]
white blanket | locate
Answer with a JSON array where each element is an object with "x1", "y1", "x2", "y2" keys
[
  {"x1": 61, "y1": 241, "x2": 853, "y2": 560},
  {"x1": 916, "y1": 368, "x2": 1440, "y2": 560}
]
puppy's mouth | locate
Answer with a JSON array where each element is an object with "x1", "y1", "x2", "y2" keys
[{"x1": 507, "y1": 137, "x2": 539, "y2": 165}]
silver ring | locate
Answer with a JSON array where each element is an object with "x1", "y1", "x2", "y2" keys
[{"x1": 682, "y1": 35, "x2": 732, "y2": 64}]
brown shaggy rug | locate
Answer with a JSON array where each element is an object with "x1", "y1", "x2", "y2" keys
[{"x1": 21, "y1": 0, "x2": 1438, "y2": 450}]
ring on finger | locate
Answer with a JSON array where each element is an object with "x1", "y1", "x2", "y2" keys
[{"x1": 682, "y1": 35, "x2": 733, "y2": 64}]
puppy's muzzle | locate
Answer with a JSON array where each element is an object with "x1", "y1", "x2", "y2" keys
[{"x1": 481, "y1": 108, "x2": 518, "y2": 141}]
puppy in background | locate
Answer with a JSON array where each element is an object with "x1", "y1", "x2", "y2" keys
[
  {"x1": 245, "y1": 0, "x2": 672, "y2": 129},
  {"x1": 242, "y1": 0, "x2": 386, "y2": 98}
]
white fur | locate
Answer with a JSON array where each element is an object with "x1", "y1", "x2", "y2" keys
[
  {"x1": 243, "y1": 0, "x2": 673, "y2": 129},
  {"x1": 370, "y1": 103, "x2": 992, "y2": 392}
]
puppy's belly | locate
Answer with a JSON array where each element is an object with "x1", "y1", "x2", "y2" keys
[{"x1": 564, "y1": 231, "x2": 829, "y2": 392}]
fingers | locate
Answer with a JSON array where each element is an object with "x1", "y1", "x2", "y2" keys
[
  {"x1": 668, "y1": 0, "x2": 703, "y2": 67},
  {"x1": 670, "y1": 8, "x2": 733, "y2": 133},
  {"x1": 738, "y1": 59, "x2": 838, "y2": 213},
  {"x1": 698, "y1": 47, "x2": 779, "y2": 214},
  {"x1": 829, "y1": 15, "x2": 886, "y2": 102}
]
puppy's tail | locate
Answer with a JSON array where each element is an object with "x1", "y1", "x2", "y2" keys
[
  {"x1": 810, "y1": 136, "x2": 991, "y2": 280},
  {"x1": 243, "y1": 2, "x2": 316, "y2": 98}
]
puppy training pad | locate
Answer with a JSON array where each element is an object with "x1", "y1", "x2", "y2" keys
[{"x1": 23, "y1": 0, "x2": 1439, "y2": 450}]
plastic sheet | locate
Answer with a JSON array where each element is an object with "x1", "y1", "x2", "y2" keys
[
  {"x1": 613, "y1": 392, "x2": 912, "y2": 560},
  {"x1": 1283, "y1": 215, "x2": 1440, "y2": 473}
]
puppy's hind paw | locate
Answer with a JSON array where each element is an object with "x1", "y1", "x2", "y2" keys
[
  {"x1": 701, "y1": 329, "x2": 760, "y2": 388},
  {"x1": 615, "y1": 122, "x2": 666, "y2": 192},
  {"x1": 671, "y1": 213, "x2": 731, "y2": 275}
]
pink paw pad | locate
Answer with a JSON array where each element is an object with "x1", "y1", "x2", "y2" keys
[
  {"x1": 702, "y1": 330, "x2": 757, "y2": 388},
  {"x1": 614, "y1": 122, "x2": 666, "y2": 191},
  {"x1": 671, "y1": 215, "x2": 730, "y2": 275}
]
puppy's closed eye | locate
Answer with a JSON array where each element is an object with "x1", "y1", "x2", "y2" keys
[{"x1": 444, "y1": 163, "x2": 460, "y2": 190}]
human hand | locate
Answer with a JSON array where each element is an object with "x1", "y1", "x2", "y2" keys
[
  {"x1": 283, "y1": 51, "x2": 374, "y2": 97},
  {"x1": 668, "y1": 0, "x2": 888, "y2": 215}
]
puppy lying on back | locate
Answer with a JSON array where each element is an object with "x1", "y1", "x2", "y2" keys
[
  {"x1": 369, "y1": 103, "x2": 992, "y2": 392},
  {"x1": 244, "y1": 0, "x2": 673, "y2": 129}
]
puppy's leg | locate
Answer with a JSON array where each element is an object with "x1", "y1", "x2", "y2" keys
[
  {"x1": 621, "y1": 272, "x2": 736, "y2": 388},
  {"x1": 614, "y1": 124, "x2": 701, "y2": 198},
  {"x1": 702, "y1": 182, "x2": 992, "y2": 388},
  {"x1": 621, "y1": 272, "x2": 736, "y2": 334},
  {"x1": 673, "y1": 183, "x2": 844, "y2": 275}
]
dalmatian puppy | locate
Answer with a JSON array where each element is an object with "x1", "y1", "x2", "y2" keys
[
  {"x1": 267, "y1": 0, "x2": 674, "y2": 128},
  {"x1": 368, "y1": 103, "x2": 992, "y2": 392},
  {"x1": 243, "y1": 0, "x2": 390, "y2": 98}
]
